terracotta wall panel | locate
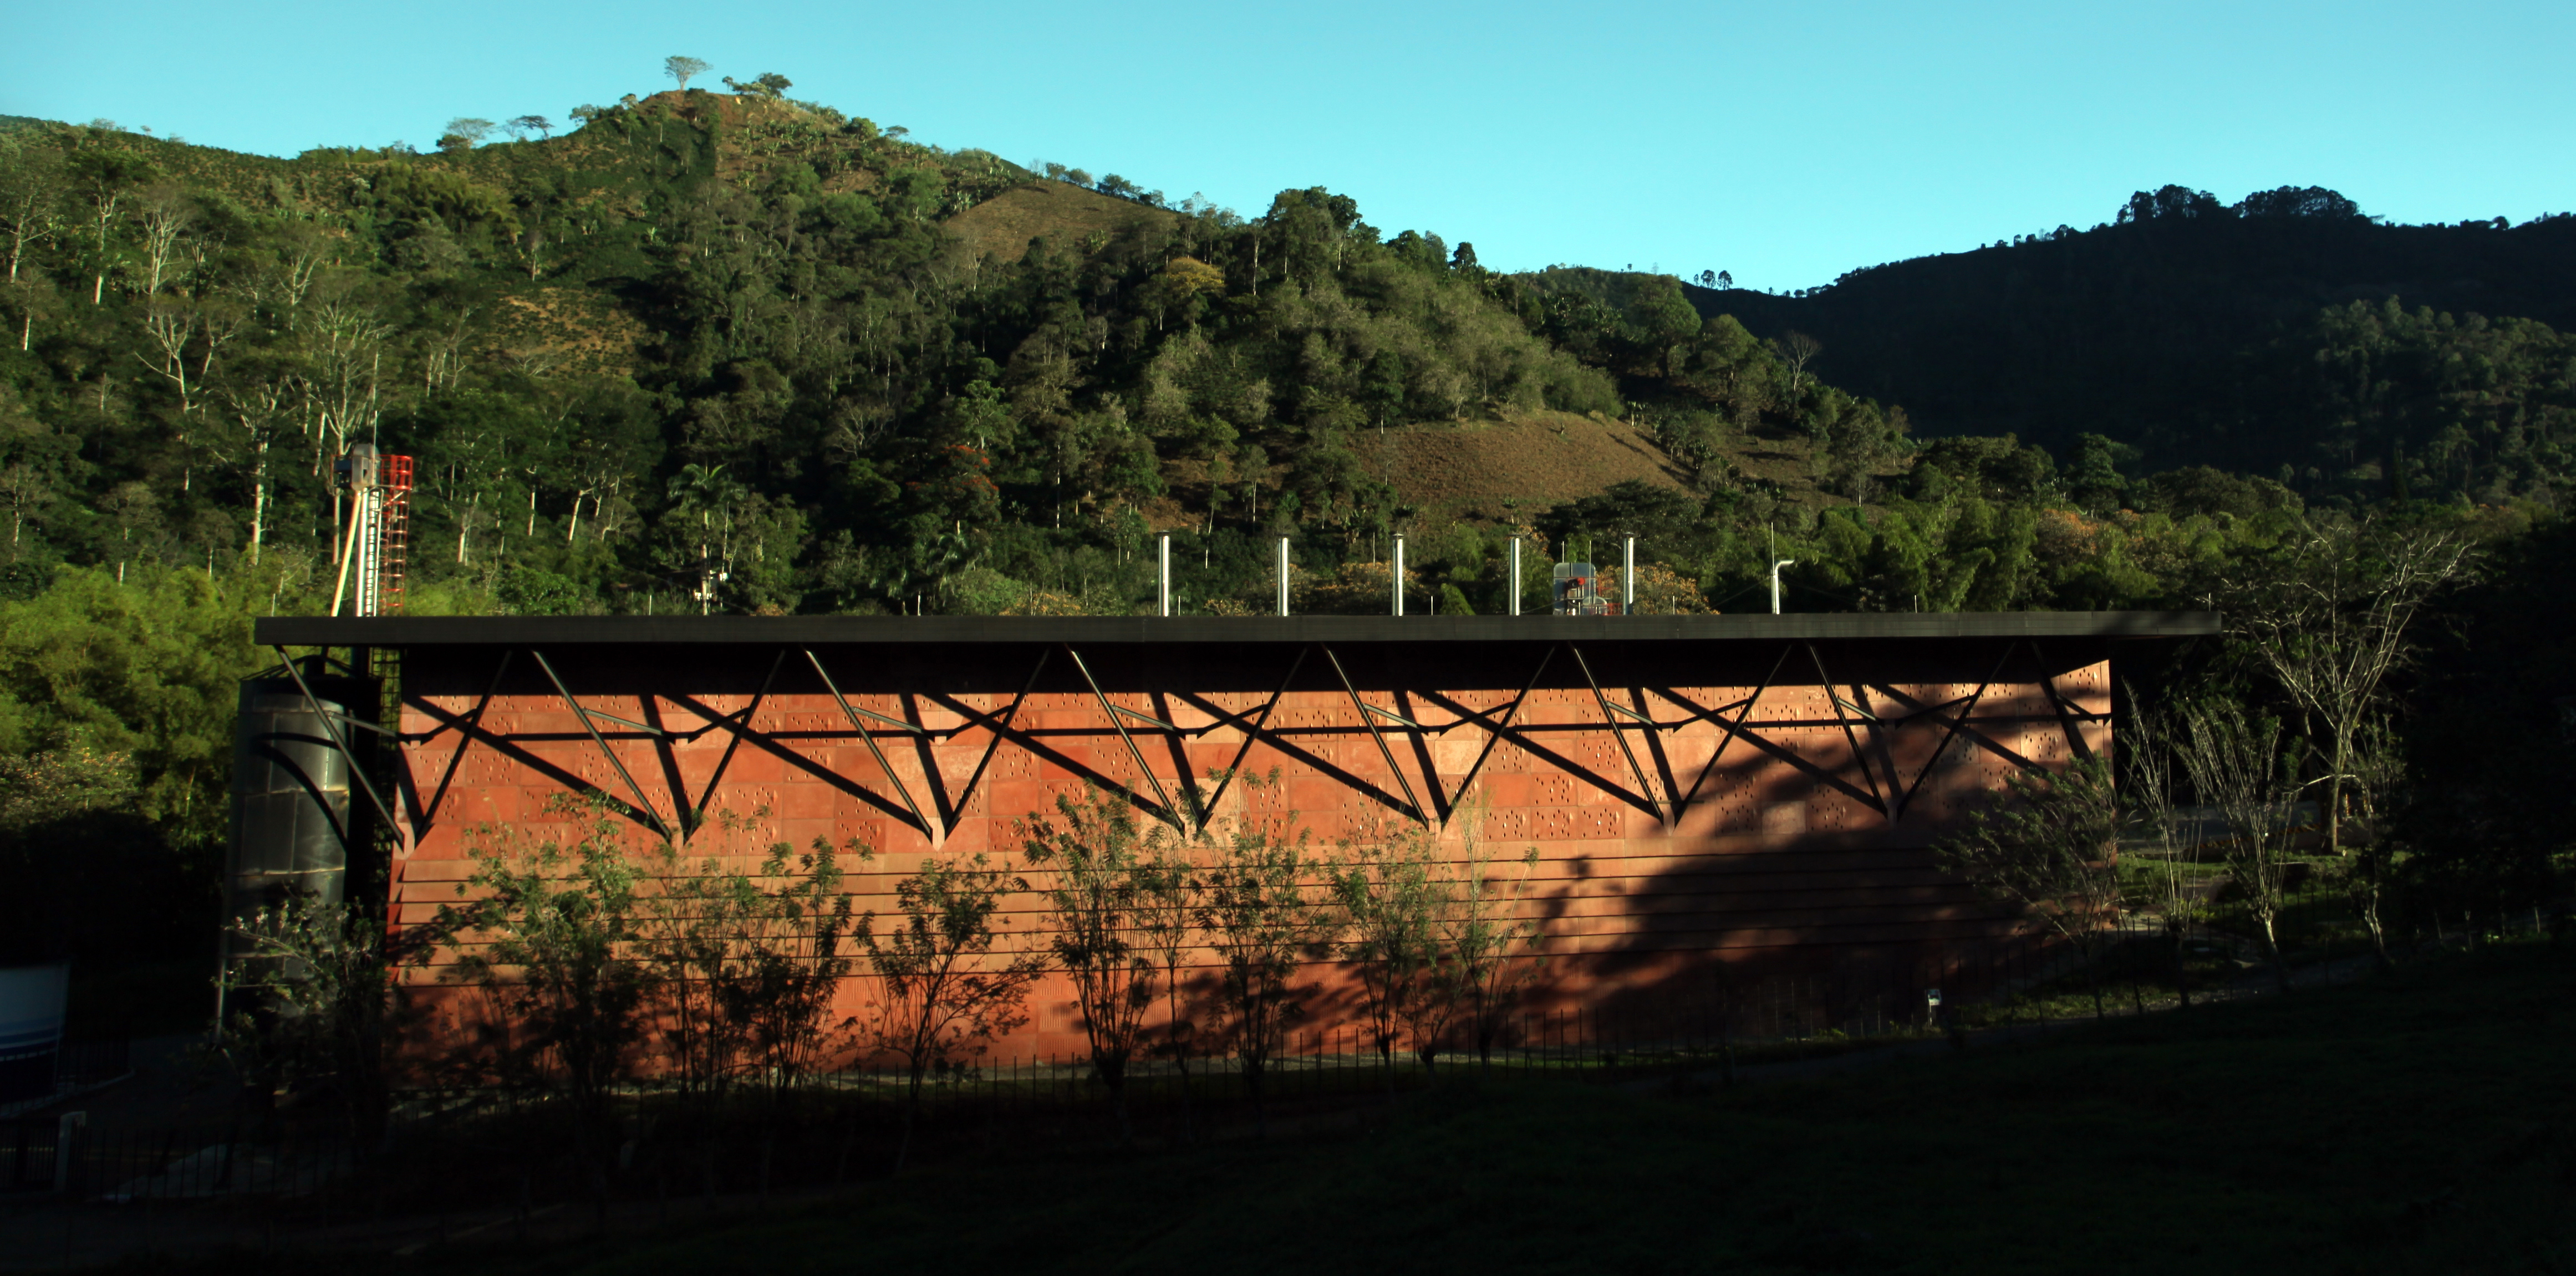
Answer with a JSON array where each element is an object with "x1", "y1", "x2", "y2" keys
[{"x1": 381, "y1": 637, "x2": 2113, "y2": 1058}]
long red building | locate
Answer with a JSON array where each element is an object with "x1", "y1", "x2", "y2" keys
[{"x1": 249, "y1": 612, "x2": 2211, "y2": 1058}]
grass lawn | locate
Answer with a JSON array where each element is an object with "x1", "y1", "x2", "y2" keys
[
  {"x1": 391, "y1": 940, "x2": 2576, "y2": 1276},
  {"x1": 128, "y1": 940, "x2": 2570, "y2": 1275}
]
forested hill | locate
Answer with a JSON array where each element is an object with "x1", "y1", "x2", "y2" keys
[
  {"x1": 1671, "y1": 186, "x2": 2576, "y2": 498},
  {"x1": 8, "y1": 83, "x2": 2576, "y2": 962},
  {"x1": 0, "y1": 86, "x2": 1691, "y2": 617},
  {"x1": 5, "y1": 82, "x2": 2573, "y2": 639}
]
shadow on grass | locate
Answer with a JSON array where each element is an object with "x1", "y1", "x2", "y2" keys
[{"x1": 109, "y1": 938, "x2": 2570, "y2": 1276}]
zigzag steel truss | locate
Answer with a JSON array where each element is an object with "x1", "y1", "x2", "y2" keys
[{"x1": 377, "y1": 635, "x2": 2104, "y2": 844}]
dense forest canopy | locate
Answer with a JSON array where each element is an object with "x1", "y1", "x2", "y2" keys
[
  {"x1": 5, "y1": 94, "x2": 2569, "y2": 626},
  {"x1": 1682, "y1": 184, "x2": 2576, "y2": 497},
  {"x1": 1, "y1": 79, "x2": 2570, "y2": 967}
]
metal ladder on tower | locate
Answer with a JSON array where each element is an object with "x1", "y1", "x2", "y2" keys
[{"x1": 379, "y1": 455, "x2": 413, "y2": 614}]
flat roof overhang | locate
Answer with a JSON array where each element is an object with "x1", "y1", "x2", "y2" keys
[{"x1": 257, "y1": 611, "x2": 2219, "y2": 647}]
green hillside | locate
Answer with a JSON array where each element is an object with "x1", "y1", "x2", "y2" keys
[
  {"x1": 0, "y1": 78, "x2": 2568, "y2": 1065},
  {"x1": 0, "y1": 89, "x2": 1647, "y2": 624},
  {"x1": 1669, "y1": 185, "x2": 2576, "y2": 503}
]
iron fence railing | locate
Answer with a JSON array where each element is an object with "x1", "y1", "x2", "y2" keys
[{"x1": 8, "y1": 911, "x2": 2555, "y2": 1218}]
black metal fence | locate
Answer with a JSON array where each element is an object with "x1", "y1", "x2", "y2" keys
[
  {"x1": 13, "y1": 902, "x2": 2535, "y2": 1217},
  {"x1": 0, "y1": 937, "x2": 2099, "y2": 1208}
]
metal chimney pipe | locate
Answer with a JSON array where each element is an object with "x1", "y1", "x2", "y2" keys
[
  {"x1": 1509, "y1": 538, "x2": 1521, "y2": 616},
  {"x1": 1623, "y1": 537, "x2": 1636, "y2": 614},
  {"x1": 1159, "y1": 534, "x2": 1172, "y2": 616},
  {"x1": 1771, "y1": 559, "x2": 1796, "y2": 615},
  {"x1": 1392, "y1": 535, "x2": 1406, "y2": 616},
  {"x1": 1277, "y1": 537, "x2": 1290, "y2": 616}
]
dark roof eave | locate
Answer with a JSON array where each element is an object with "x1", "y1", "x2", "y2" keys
[{"x1": 254, "y1": 612, "x2": 2222, "y2": 647}]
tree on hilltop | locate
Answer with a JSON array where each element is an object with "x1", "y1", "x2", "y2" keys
[
  {"x1": 437, "y1": 118, "x2": 494, "y2": 153},
  {"x1": 505, "y1": 115, "x2": 553, "y2": 141},
  {"x1": 664, "y1": 56, "x2": 710, "y2": 92},
  {"x1": 1628, "y1": 273, "x2": 1702, "y2": 375},
  {"x1": 723, "y1": 73, "x2": 793, "y2": 99}
]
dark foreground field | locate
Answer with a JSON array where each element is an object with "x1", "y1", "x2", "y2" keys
[{"x1": 102, "y1": 941, "x2": 2576, "y2": 1275}]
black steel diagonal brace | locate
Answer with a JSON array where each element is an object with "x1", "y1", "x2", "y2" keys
[
  {"x1": 1438, "y1": 644, "x2": 1554, "y2": 828},
  {"x1": 807, "y1": 649, "x2": 939, "y2": 843},
  {"x1": 1198, "y1": 646, "x2": 1309, "y2": 831},
  {"x1": 1804, "y1": 642, "x2": 1889, "y2": 819},
  {"x1": 271, "y1": 646, "x2": 401, "y2": 844},
  {"x1": 1890, "y1": 640, "x2": 2017, "y2": 819},
  {"x1": 1322, "y1": 644, "x2": 1428, "y2": 826},
  {"x1": 1065, "y1": 645, "x2": 1184, "y2": 829},
  {"x1": 941, "y1": 647, "x2": 1050, "y2": 830},
  {"x1": 684, "y1": 649, "x2": 784, "y2": 835},
  {"x1": 420, "y1": 648, "x2": 513, "y2": 829},
  {"x1": 1667, "y1": 644, "x2": 1792, "y2": 812},
  {"x1": 1569, "y1": 644, "x2": 1666, "y2": 825},
  {"x1": 2026, "y1": 641, "x2": 2100, "y2": 765},
  {"x1": 530, "y1": 647, "x2": 671, "y2": 839}
]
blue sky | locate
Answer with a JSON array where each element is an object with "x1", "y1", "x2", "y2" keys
[{"x1": 7, "y1": 0, "x2": 2568, "y2": 290}]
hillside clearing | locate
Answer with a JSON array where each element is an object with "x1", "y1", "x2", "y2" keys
[{"x1": 945, "y1": 181, "x2": 1177, "y2": 263}]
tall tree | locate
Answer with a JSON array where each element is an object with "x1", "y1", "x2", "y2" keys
[
  {"x1": 2336, "y1": 714, "x2": 2407, "y2": 971},
  {"x1": 2175, "y1": 699, "x2": 2302, "y2": 992},
  {"x1": 132, "y1": 182, "x2": 194, "y2": 295},
  {"x1": 664, "y1": 56, "x2": 712, "y2": 93},
  {"x1": 0, "y1": 137, "x2": 62, "y2": 285},
  {"x1": 2227, "y1": 515, "x2": 2475, "y2": 857},
  {"x1": 67, "y1": 146, "x2": 149, "y2": 304},
  {"x1": 437, "y1": 118, "x2": 495, "y2": 152},
  {"x1": 1628, "y1": 273, "x2": 1702, "y2": 375}
]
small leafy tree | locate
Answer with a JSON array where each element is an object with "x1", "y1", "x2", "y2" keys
[
  {"x1": 1199, "y1": 817, "x2": 1328, "y2": 1130},
  {"x1": 2175, "y1": 699, "x2": 2302, "y2": 992},
  {"x1": 1130, "y1": 832, "x2": 1206, "y2": 1131},
  {"x1": 1438, "y1": 801, "x2": 1546, "y2": 1072},
  {"x1": 2337, "y1": 714, "x2": 2407, "y2": 971},
  {"x1": 1017, "y1": 783, "x2": 1159, "y2": 1138},
  {"x1": 639, "y1": 811, "x2": 858, "y2": 1103},
  {"x1": 1933, "y1": 754, "x2": 2125, "y2": 1019},
  {"x1": 2121, "y1": 689, "x2": 2203, "y2": 1008},
  {"x1": 730, "y1": 840, "x2": 857, "y2": 1095},
  {"x1": 1332, "y1": 824, "x2": 1445, "y2": 1088},
  {"x1": 638, "y1": 840, "x2": 750, "y2": 1098},
  {"x1": 856, "y1": 849, "x2": 1044, "y2": 1168},
  {"x1": 430, "y1": 803, "x2": 656, "y2": 1172},
  {"x1": 722, "y1": 72, "x2": 793, "y2": 99},
  {"x1": 215, "y1": 895, "x2": 414, "y2": 1146}
]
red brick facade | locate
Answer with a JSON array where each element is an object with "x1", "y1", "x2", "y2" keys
[{"x1": 355, "y1": 621, "x2": 2129, "y2": 1059}]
